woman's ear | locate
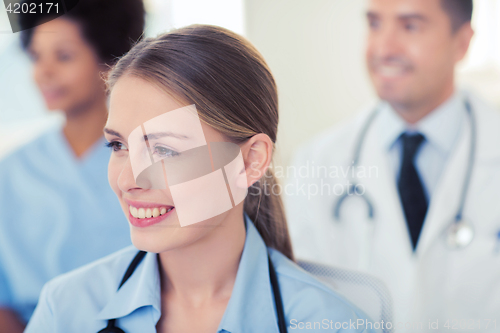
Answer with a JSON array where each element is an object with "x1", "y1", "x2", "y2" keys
[{"x1": 240, "y1": 133, "x2": 273, "y2": 187}]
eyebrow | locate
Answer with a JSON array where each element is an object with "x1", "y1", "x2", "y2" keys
[
  {"x1": 104, "y1": 128, "x2": 123, "y2": 139},
  {"x1": 398, "y1": 14, "x2": 428, "y2": 22},
  {"x1": 104, "y1": 128, "x2": 190, "y2": 141},
  {"x1": 144, "y1": 131, "x2": 189, "y2": 141},
  {"x1": 366, "y1": 11, "x2": 428, "y2": 22}
]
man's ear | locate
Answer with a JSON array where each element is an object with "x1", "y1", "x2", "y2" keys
[
  {"x1": 240, "y1": 133, "x2": 273, "y2": 188},
  {"x1": 454, "y1": 22, "x2": 474, "y2": 63}
]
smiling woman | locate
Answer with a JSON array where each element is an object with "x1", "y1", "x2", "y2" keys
[{"x1": 24, "y1": 25, "x2": 375, "y2": 333}]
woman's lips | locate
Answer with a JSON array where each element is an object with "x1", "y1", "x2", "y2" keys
[
  {"x1": 126, "y1": 202, "x2": 175, "y2": 228},
  {"x1": 41, "y1": 89, "x2": 65, "y2": 103}
]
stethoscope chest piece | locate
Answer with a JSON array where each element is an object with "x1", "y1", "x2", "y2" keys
[{"x1": 446, "y1": 219, "x2": 474, "y2": 249}]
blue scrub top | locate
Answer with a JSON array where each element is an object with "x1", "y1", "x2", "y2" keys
[
  {"x1": 25, "y1": 215, "x2": 376, "y2": 332},
  {"x1": 0, "y1": 128, "x2": 131, "y2": 322}
]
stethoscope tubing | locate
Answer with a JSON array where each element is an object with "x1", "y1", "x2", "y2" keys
[
  {"x1": 99, "y1": 250, "x2": 288, "y2": 333},
  {"x1": 454, "y1": 99, "x2": 475, "y2": 223},
  {"x1": 333, "y1": 97, "x2": 476, "y2": 248}
]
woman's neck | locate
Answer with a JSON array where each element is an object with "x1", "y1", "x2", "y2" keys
[
  {"x1": 157, "y1": 209, "x2": 246, "y2": 306},
  {"x1": 63, "y1": 96, "x2": 108, "y2": 158}
]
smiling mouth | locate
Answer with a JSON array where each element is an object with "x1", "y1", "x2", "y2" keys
[
  {"x1": 41, "y1": 88, "x2": 65, "y2": 100},
  {"x1": 371, "y1": 60, "x2": 413, "y2": 79},
  {"x1": 129, "y1": 205, "x2": 174, "y2": 219}
]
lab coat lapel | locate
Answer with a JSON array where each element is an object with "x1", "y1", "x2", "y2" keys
[
  {"x1": 363, "y1": 111, "x2": 414, "y2": 263},
  {"x1": 416, "y1": 111, "x2": 471, "y2": 257},
  {"x1": 360, "y1": 113, "x2": 420, "y2": 323}
]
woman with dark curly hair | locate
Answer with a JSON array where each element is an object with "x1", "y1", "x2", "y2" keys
[{"x1": 0, "y1": 1, "x2": 145, "y2": 331}]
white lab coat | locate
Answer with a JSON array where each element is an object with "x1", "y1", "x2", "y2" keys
[{"x1": 285, "y1": 91, "x2": 500, "y2": 331}]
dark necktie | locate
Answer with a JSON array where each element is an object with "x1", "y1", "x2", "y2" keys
[{"x1": 398, "y1": 132, "x2": 428, "y2": 250}]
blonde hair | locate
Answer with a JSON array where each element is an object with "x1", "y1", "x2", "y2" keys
[{"x1": 107, "y1": 25, "x2": 294, "y2": 260}]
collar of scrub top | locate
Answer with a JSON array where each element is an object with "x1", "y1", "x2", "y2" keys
[
  {"x1": 47, "y1": 127, "x2": 111, "y2": 176},
  {"x1": 96, "y1": 214, "x2": 280, "y2": 332},
  {"x1": 378, "y1": 90, "x2": 466, "y2": 155}
]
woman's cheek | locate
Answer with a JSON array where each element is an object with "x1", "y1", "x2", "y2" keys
[{"x1": 107, "y1": 155, "x2": 121, "y2": 196}]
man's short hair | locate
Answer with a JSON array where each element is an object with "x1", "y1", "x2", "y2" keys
[{"x1": 440, "y1": 0, "x2": 473, "y2": 32}]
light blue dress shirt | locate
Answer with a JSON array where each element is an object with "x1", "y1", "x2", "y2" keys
[
  {"x1": 377, "y1": 90, "x2": 466, "y2": 201},
  {"x1": 0, "y1": 127, "x2": 131, "y2": 323},
  {"x1": 25, "y1": 215, "x2": 376, "y2": 332}
]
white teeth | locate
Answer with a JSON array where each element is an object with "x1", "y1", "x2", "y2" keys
[
  {"x1": 129, "y1": 205, "x2": 172, "y2": 219},
  {"x1": 378, "y1": 65, "x2": 405, "y2": 77},
  {"x1": 131, "y1": 206, "x2": 138, "y2": 218}
]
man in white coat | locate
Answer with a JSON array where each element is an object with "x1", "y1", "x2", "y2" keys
[{"x1": 286, "y1": 0, "x2": 500, "y2": 330}]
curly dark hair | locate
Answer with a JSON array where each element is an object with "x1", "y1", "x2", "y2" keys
[{"x1": 19, "y1": 0, "x2": 145, "y2": 65}]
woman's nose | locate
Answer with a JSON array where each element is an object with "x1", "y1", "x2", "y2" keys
[
  {"x1": 117, "y1": 157, "x2": 142, "y2": 193},
  {"x1": 34, "y1": 58, "x2": 56, "y2": 82}
]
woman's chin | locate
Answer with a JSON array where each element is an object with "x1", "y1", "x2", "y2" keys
[
  {"x1": 44, "y1": 101, "x2": 72, "y2": 113},
  {"x1": 43, "y1": 102, "x2": 61, "y2": 111},
  {"x1": 131, "y1": 236, "x2": 164, "y2": 253},
  {"x1": 130, "y1": 230, "x2": 180, "y2": 254}
]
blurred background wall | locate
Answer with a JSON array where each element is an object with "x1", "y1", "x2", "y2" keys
[
  {"x1": 245, "y1": 0, "x2": 374, "y2": 167},
  {"x1": 1, "y1": 0, "x2": 499, "y2": 166},
  {"x1": 246, "y1": 0, "x2": 500, "y2": 166}
]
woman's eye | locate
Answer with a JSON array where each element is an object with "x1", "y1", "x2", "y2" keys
[
  {"x1": 28, "y1": 51, "x2": 39, "y2": 63},
  {"x1": 105, "y1": 141, "x2": 127, "y2": 152},
  {"x1": 152, "y1": 145, "x2": 179, "y2": 158},
  {"x1": 57, "y1": 52, "x2": 73, "y2": 62}
]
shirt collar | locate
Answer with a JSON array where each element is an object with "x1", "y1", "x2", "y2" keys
[
  {"x1": 217, "y1": 214, "x2": 278, "y2": 332},
  {"x1": 96, "y1": 249, "x2": 161, "y2": 321},
  {"x1": 53, "y1": 127, "x2": 109, "y2": 166},
  {"x1": 378, "y1": 90, "x2": 466, "y2": 154},
  {"x1": 96, "y1": 215, "x2": 278, "y2": 333}
]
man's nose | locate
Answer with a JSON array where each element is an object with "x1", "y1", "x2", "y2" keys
[{"x1": 368, "y1": 24, "x2": 403, "y2": 59}]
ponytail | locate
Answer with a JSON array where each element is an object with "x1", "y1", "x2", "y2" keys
[{"x1": 245, "y1": 168, "x2": 294, "y2": 261}]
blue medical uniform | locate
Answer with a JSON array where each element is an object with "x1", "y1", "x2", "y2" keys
[
  {"x1": 0, "y1": 127, "x2": 131, "y2": 323},
  {"x1": 25, "y1": 215, "x2": 376, "y2": 332}
]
